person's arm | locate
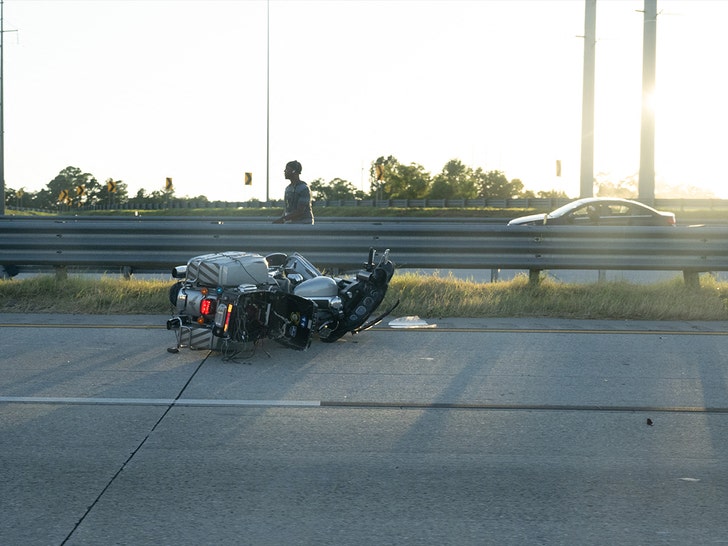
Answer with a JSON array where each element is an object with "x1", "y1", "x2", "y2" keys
[{"x1": 274, "y1": 211, "x2": 300, "y2": 223}]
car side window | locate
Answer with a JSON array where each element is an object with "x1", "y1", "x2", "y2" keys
[
  {"x1": 627, "y1": 204, "x2": 652, "y2": 223},
  {"x1": 568, "y1": 207, "x2": 584, "y2": 223},
  {"x1": 603, "y1": 204, "x2": 622, "y2": 216},
  {"x1": 569, "y1": 205, "x2": 598, "y2": 224}
]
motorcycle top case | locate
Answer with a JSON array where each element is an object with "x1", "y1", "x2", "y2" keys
[{"x1": 186, "y1": 252, "x2": 270, "y2": 288}]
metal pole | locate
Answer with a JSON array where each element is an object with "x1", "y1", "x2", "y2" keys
[
  {"x1": 0, "y1": 0, "x2": 5, "y2": 216},
  {"x1": 638, "y1": 0, "x2": 657, "y2": 204},
  {"x1": 265, "y1": 0, "x2": 270, "y2": 204},
  {"x1": 579, "y1": 0, "x2": 596, "y2": 198}
]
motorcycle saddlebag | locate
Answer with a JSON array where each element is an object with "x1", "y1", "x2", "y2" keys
[{"x1": 186, "y1": 252, "x2": 269, "y2": 288}]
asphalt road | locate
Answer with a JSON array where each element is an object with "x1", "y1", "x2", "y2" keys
[{"x1": 2, "y1": 314, "x2": 728, "y2": 546}]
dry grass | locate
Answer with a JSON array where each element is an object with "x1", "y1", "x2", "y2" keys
[
  {"x1": 1, "y1": 272, "x2": 728, "y2": 320},
  {"x1": 0, "y1": 276, "x2": 172, "y2": 314},
  {"x1": 381, "y1": 272, "x2": 728, "y2": 320}
]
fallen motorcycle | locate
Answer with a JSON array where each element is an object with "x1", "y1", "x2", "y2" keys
[{"x1": 166, "y1": 248, "x2": 396, "y2": 353}]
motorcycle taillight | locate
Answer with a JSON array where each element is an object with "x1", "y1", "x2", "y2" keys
[{"x1": 199, "y1": 298, "x2": 217, "y2": 316}]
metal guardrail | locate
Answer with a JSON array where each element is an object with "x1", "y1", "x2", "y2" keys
[
  {"x1": 11, "y1": 196, "x2": 728, "y2": 214},
  {"x1": 1, "y1": 217, "x2": 727, "y2": 286}
]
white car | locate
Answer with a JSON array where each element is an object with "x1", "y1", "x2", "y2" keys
[{"x1": 507, "y1": 198, "x2": 676, "y2": 227}]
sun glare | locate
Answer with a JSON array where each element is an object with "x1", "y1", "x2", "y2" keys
[{"x1": 642, "y1": 91, "x2": 657, "y2": 113}]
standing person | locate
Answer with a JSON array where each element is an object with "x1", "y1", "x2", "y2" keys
[{"x1": 273, "y1": 160, "x2": 314, "y2": 224}]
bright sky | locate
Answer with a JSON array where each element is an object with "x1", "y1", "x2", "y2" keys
[{"x1": 3, "y1": 0, "x2": 727, "y2": 202}]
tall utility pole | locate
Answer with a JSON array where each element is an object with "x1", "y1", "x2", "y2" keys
[
  {"x1": 265, "y1": 0, "x2": 270, "y2": 204},
  {"x1": 638, "y1": 0, "x2": 657, "y2": 204},
  {"x1": 0, "y1": 0, "x2": 5, "y2": 216},
  {"x1": 579, "y1": 0, "x2": 597, "y2": 198}
]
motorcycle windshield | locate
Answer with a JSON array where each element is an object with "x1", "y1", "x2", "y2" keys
[{"x1": 284, "y1": 253, "x2": 323, "y2": 280}]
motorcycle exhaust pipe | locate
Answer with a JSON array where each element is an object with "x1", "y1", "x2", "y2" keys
[{"x1": 171, "y1": 265, "x2": 187, "y2": 279}]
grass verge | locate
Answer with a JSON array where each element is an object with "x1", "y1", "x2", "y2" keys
[
  {"x1": 387, "y1": 273, "x2": 728, "y2": 320},
  {"x1": 1, "y1": 273, "x2": 727, "y2": 320}
]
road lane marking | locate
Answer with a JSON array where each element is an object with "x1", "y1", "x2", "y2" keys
[
  {"x1": 373, "y1": 327, "x2": 728, "y2": 336},
  {"x1": 0, "y1": 396, "x2": 321, "y2": 407},
  {"x1": 2, "y1": 396, "x2": 727, "y2": 413}
]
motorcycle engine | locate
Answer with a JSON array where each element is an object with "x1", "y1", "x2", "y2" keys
[{"x1": 292, "y1": 276, "x2": 344, "y2": 335}]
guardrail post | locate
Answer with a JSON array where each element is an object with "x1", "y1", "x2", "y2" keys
[
  {"x1": 54, "y1": 265, "x2": 68, "y2": 280},
  {"x1": 529, "y1": 269, "x2": 541, "y2": 286},
  {"x1": 683, "y1": 270, "x2": 700, "y2": 289},
  {"x1": 122, "y1": 266, "x2": 133, "y2": 280}
]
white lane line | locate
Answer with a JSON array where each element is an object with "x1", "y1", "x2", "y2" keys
[
  {"x1": 0, "y1": 396, "x2": 321, "y2": 407},
  {"x1": 179, "y1": 399, "x2": 320, "y2": 407}
]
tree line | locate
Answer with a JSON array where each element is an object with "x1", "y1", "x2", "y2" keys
[
  {"x1": 5, "y1": 158, "x2": 567, "y2": 210},
  {"x1": 310, "y1": 156, "x2": 566, "y2": 202},
  {"x1": 5, "y1": 166, "x2": 172, "y2": 210}
]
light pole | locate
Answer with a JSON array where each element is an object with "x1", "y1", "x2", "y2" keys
[
  {"x1": 638, "y1": 0, "x2": 657, "y2": 204},
  {"x1": 265, "y1": 0, "x2": 270, "y2": 204},
  {"x1": 579, "y1": 0, "x2": 596, "y2": 199},
  {"x1": 0, "y1": 0, "x2": 5, "y2": 216}
]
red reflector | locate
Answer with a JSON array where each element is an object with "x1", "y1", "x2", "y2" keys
[
  {"x1": 200, "y1": 298, "x2": 217, "y2": 316},
  {"x1": 224, "y1": 303, "x2": 233, "y2": 332}
]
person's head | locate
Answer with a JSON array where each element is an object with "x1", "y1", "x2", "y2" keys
[{"x1": 284, "y1": 160, "x2": 302, "y2": 181}]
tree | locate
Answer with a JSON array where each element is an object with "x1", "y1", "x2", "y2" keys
[
  {"x1": 428, "y1": 159, "x2": 478, "y2": 199},
  {"x1": 386, "y1": 162, "x2": 431, "y2": 199},
  {"x1": 44, "y1": 166, "x2": 100, "y2": 208},
  {"x1": 134, "y1": 188, "x2": 169, "y2": 204},
  {"x1": 474, "y1": 169, "x2": 523, "y2": 199},
  {"x1": 537, "y1": 189, "x2": 570, "y2": 198},
  {"x1": 370, "y1": 156, "x2": 401, "y2": 200},
  {"x1": 98, "y1": 178, "x2": 129, "y2": 206},
  {"x1": 4, "y1": 187, "x2": 25, "y2": 208},
  {"x1": 309, "y1": 178, "x2": 365, "y2": 201},
  {"x1": 368, "y1": 157, "x2": 432, "y2": 200}
]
